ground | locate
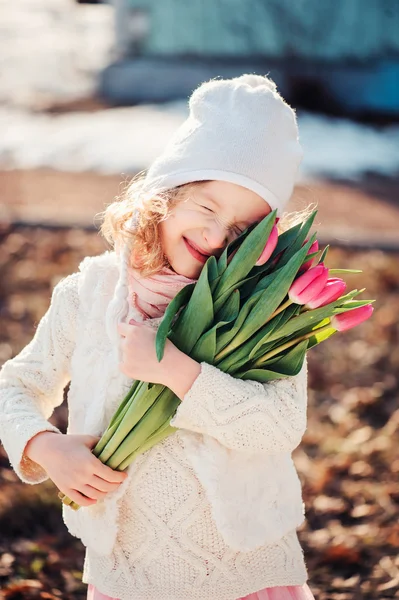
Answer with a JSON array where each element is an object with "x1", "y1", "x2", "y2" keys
[{"x1": 0, "y1": 168, "x2": 398, "y2": 599}]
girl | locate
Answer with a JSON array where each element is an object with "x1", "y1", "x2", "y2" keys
[{"x1": 0, "y1": 75, "x2": 316, "y2": 600}]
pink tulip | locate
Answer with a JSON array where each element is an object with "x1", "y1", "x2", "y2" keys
[
  {"x1": 305, "y1": 278, "x2": 347, "y2": 309},
  {"x1": 288, "y1": 264, "x2": 329, "y2": 305},
  {"x1": 331, "y1": 304, "x2": 374, "y2": 332},
  {"x1": 300, "y1": 239, "x2": 319, "y2": 272},
  {"x1": 255, "y1": 225, "x2": 279, "y2": 266}
]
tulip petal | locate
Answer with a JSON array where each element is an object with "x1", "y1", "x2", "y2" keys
[
  {"x1": 331, "y1": 304, "x2": 374, "y2": 332},
  {"x1": 288, "y1": 264, "x2": 328, "y2": 304},
  {"x1": 305, "y1": 279, "x2": 347, "y2": 309},
  {"x1": 255, "y1": 225, "x2": 279, "y2": 266},
  {"x1": 290, "y1": 264, "x2": 325, "y2": 294},
  {"x1": 294, "y1": 268, "x2": 329, "y2": 304}
]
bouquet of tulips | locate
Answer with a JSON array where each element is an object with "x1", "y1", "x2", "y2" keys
[{"x1": 59, "y1": 209, "x2": 374, "y2": 510}]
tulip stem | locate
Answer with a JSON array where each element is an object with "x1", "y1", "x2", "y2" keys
[
  {"x1": 265, "y1": 299, "x2": 294, "y2": 323},
  {"x1": 214, "y1": 298, "x2": 301, "y2": 363},
  {"x1": 253, "y1": 323, "x2": 333, "y2": 367}
]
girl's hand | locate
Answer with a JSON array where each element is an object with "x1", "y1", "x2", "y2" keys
[
  {"x1": 25, "y1": 431, "x2": 128, "y2": 507},
  {"x1": 117, "y1": 320, "x2": 179, "y2": 386},
  {"x1": 117, "y1": 320, "x2": 202, "y2": 400}
]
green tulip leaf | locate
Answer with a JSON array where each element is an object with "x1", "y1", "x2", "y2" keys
[
  {"x1": 214, "y1": 210, "x2": 278, "y2": 298},
  {"x1": 215, "y1": 289, "x2": 264, "y2": 356},
  {"x1": 253, "y1": 269, "x2": 280, "y2": 293},
  {"x1": 307, "y1": 327, "x2": 337, "y2": 349},
  {"x1": 302, "y1": 250, "x2": 319, "y2": 265},
  {"x1": 333, "y1": 299, "x2": 375, "y2": 313},
  {"x1": 215, "y1": 288, "x2": 240, "y2": 322},
  {"x1": 335, "y1": 289, "x2": 365, "y2": 303},
  {"x1": 206, "y1": 255, "x2": 218, "y2": 282},
  {"x1": 169, "y1": 261, "x2": 214, "y2": 354},
  {"x1": 329, "y1": 268, "x2": 363, "y2": 274},
  {"x1": 156, "y1": 283, "x2": 195, "y2": 361},
  {"x1": 249, "y1": 304, "x2": 301, "y2": 361},
  {"x1": 237, "y1": 369, "x2": 289, "y2": 382},
  {"x1": 206, "y1": 255, "x2": 222, "y2": 294},
  {"x1": 191, "y1": 318, "x2": 234, "y2": 363},
  {"x1": 256, "y1": 340, "x2": 308, "y2": 375},
  {"x1": 238, "y1": 273, "x2": 264, "y2": 302},
  {"x1": 215, "y1": 314, "x2": 284, "y2": 373},
  {"x1": 269, "y1": 317, "x2": 331, "y2": 349},
  {"x1": 218, "y1": 304, "x2": 301, "y2": 373},
  {"x1": 214, "y1": 272, "x2": 261, "y2": 313},
  {"x1": 318, "y1": 245, "x2": 329, "y2": 264}
]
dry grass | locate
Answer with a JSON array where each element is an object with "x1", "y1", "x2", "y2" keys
[{"x1": 0, "y1": 224, "x2": 398, "y2": 599}]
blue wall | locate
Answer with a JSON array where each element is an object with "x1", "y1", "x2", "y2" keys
[{"x1": 124, "y1": 0, "x2": 399, "y2": 61}]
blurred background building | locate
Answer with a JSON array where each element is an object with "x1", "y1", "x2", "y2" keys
[{"x1": 104, "y1": 0, "x2": 399, "y2": 118}]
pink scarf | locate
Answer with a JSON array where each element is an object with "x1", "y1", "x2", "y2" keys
[
  {"x1": 114, "y1": 238, "x2": 197, "y2": 322},
  {"x1": 127, "y1": 264, "x2": 197, "y2": 320}
]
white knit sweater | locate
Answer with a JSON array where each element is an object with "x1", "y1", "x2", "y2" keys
[{"x1": 0, "y1": 251, "x2": 309, "y2": 600}]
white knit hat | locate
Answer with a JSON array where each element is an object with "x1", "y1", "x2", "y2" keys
[
  {"x1": 142, "y1": 74, "x2": 303, "y2": 216},
  {"x1": 106, "y1": 74, "x2": 303, "y2": 349}
]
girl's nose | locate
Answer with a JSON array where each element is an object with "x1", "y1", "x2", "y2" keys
[{"x1": 203, "y1": 221, "x2": 229, "y2": 251}]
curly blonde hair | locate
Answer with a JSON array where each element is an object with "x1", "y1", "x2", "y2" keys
[{"x1": 98, "y1": 171, "x2": 317, "y2": 279}]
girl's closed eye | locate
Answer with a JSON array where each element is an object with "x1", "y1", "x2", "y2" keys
[{"x1": 200, "y1": 205, "x2": 243, "y2": 235}]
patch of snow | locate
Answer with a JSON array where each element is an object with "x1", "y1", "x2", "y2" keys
[
  {"x1": 1, "y1": 106, "x2": 399, "y2": 181},
  {"x1": 0, "y1": 0, "x2": 114, "y2": 109},
  {"x1": 299, "y1": 113, "x2": 399, "y2": 180},
  {"x1": 0, "y1": 105, "x2": 187, "y2": 173}
]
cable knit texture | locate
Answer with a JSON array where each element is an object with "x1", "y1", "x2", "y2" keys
[{"x1": 0, "y1": 251, "x2": 309, "y2": 600}]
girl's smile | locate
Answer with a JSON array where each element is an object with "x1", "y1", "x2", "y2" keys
[
  {"x1": 183, "y1": 237, "x2": 211, "y2": 263},
  {"x1": 160, "y1": 180, "x2": 272, "y2": 278}
]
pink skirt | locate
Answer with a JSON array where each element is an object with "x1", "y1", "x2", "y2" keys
[{"x1": 87, "y1": 582, "x2": 315, "y2": 599}]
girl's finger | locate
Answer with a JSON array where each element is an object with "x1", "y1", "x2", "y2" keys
[
  {"x1": 66, "y1": 489, "x2": 97, "y2": 507},
  {"x1": 93, "y1": 459, "x2": 127, "y2": 483},
  {"x1": 80, "y1": 484, "x2": 108, "y2": 501},
  {"x1": 89, "y1": 474, "x2": 122, "y2": 493}
]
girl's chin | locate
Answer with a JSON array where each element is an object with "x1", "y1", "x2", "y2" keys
[
  {"x1": 168, "y1": 256, "x2": 201, "y2": 279},
  {"x1": 174, "y1": 263, "x2": 200, "y2": 279}
]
